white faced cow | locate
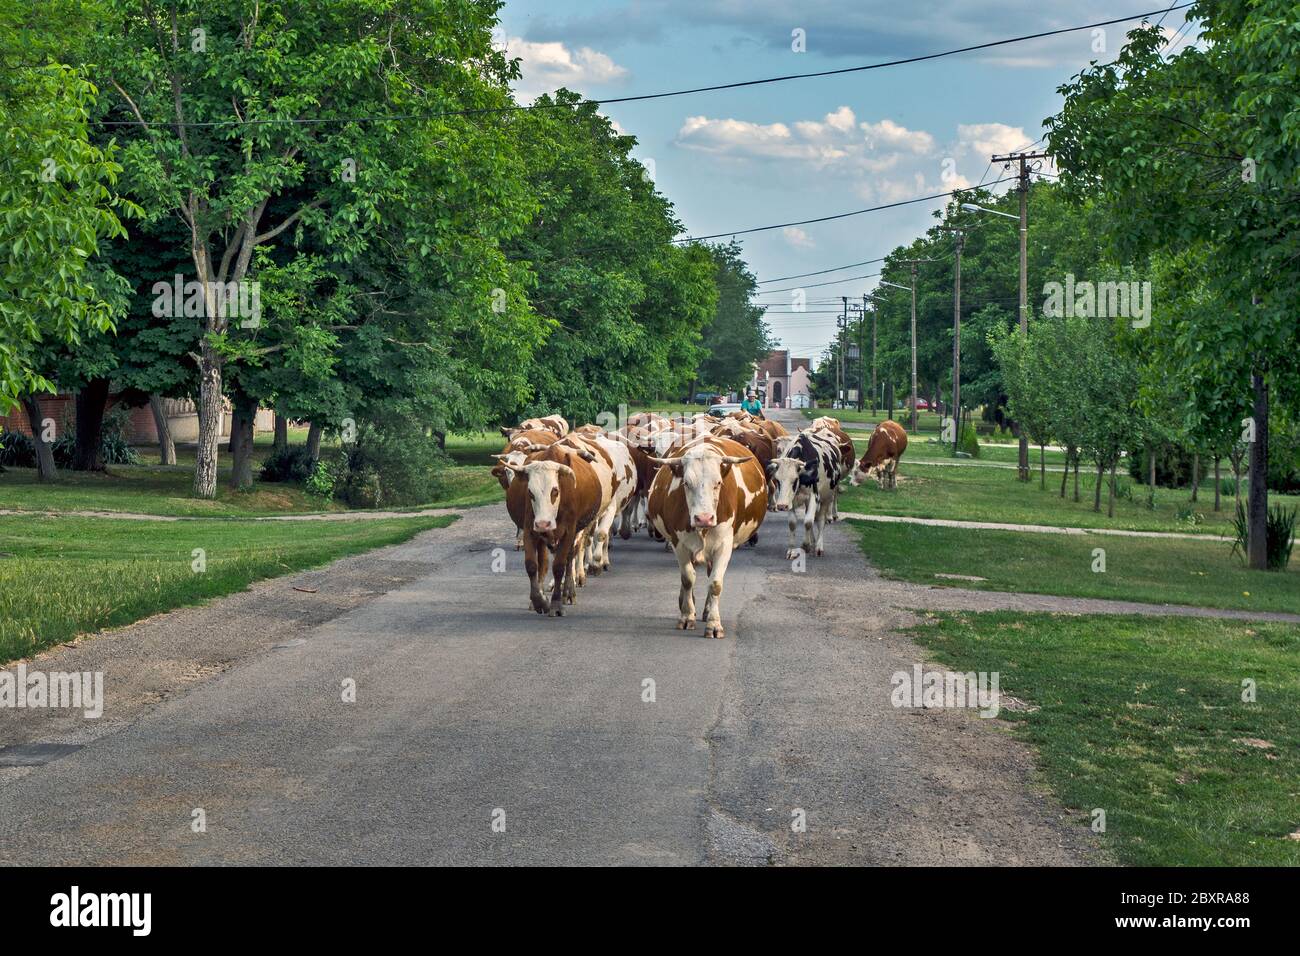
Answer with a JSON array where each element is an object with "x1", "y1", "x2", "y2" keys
[
  {"x1": 647, "y1": 436, "x2": 767, "y2": 639},
  {"x1": 765, "y1": 428, "x2": 846, "y2": 559}
]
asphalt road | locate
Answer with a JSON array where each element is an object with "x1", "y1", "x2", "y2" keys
[{"x1": 0, "y1": 410, "x2": 1097, "y2": 866}]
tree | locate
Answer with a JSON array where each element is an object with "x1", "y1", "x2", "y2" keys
[
  {"x1": 695, "y1": 241, "x2": 773, "y2": 395},
  {"x1": 0, "y1": 27, "x2": 137, "y2": 415},
  {"x1": 91, "y1": 0, "x2": 530, "y2": 497},
  {"x1": 1049, "y1": 3, "x2": 1300, "y2": 567}
]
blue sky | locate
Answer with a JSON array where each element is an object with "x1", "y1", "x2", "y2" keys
[{"x1": 496, "y1": 1, "x2": 1192, "y2": 359}]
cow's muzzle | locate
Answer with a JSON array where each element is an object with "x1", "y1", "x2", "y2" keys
[
  {"x1": 691, "y1": 513, "x2": 717, "y2": 528},
  {"x1": 533, "y1": 518, "x2": 555, "y2": 532}
]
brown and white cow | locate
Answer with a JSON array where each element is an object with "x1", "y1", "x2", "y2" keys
[
  {"x1": 501, "y1": 414, "x2": 569, "y2": 441},
  {"x1": 507, "y1": 442, "x2": 603, "y2": 615},
  {"x1": 849, "y1": 419, "x2": 908, "y2": 489},
  {"x1": 554, "y1": 430, "x2": 636, "y2": 575},
  {"x1": 647, "y1": 435, "x2": 767, "y2": 639},
  {"x1": 492, "y1": 428, "x2": 561, "y2": 549}
]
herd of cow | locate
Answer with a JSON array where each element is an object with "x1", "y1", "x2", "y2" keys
[{"x1": 491, "y1": 410, "x2": 908, "y2": 638}]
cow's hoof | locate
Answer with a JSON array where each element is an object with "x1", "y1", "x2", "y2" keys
[
  {"x1": 785, "y1": 549, "x2": 801, "y2": 560},
  {"x1": 550, "y1": 607, "x2": 564, "y2": 617},
  {"x1": 815, "y1": 548, "x2": 824, "y2": 557},
  {"x1": 532, "y1": 600, "x2": 550, "y2": 615},
  {"x1": 678, "y1": 618, "x2": 696, "y2": 630},
  {"x1": 705, "y1": 623, "x2": 725, "y2": 639}
]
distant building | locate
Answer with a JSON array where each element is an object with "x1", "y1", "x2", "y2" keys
[
  {"x1": 1, "y1": 393, "x2": 271, "y2": 443},
  {"x1": 751, "y1": 350, "x2": 811, "y2": 409}
]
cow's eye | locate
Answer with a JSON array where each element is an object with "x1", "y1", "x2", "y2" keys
[{"x1": 550, "y1": 487, "x2": 559, "y2": 504}]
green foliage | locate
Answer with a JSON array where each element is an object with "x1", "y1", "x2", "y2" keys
[
  {"x1": 260, "y1": 445, "x2": 317, "y2": 484},
  {"x1": 958, "y1": 423, "x2": 980, "y2": 458},
  {"x1": 695, "y1": 241, "x2": 773, "y2": 392},
  {"x1": 1231, "y1": 503, "x2": 1296, "y2": 572},
  {"x1": 0, "y1": 430, "x2": 36, "y2": 468},
  {"x1": 331, "y1": 418, "x2": 446, "y2": 508},
  {"x1": 304, "y1": 460, "x2": 335, "y2": 499}
]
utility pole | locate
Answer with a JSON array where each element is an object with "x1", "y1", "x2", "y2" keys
[
  {"x1": 869, "y1": 295, "x2": 877, "y2": 415},
  {"x1": 939, "y1": 225, "x2": 965, "y2": 455},
  {"x1": 904, "y1": 262, "x2": 920, "y2": 433},
  {"x1": 838, "y1": 296, "x2": 848, "y2": 409},
  {"x1": 859, "y1": 294, "x2": 868, "y2": 413},
  {"x1": 991, "y1": 150, "x2": 1047, "y2": 480}
]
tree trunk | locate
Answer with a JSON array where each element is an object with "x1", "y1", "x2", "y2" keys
[
  {"x1": 273, "y1": 413, "x2": 288, "y2": 453},
  {"x1": 1213, "y1": 457, "x2": 1221, "y2": 512},
  {"x1": 1093, "y1": 460, "x2": 1104, "y2": 512},
  {"x1": 1247, "y1": 371, "x2": 1269, "y2": 571},
  {"x1": 1190, "y1": 452, "x2": 1199, "y2": 502},
  {"x1": 149, "y1": 394, "x2": 176, "y2": 465},
  {"x1": 228, "y1": 393, "x2": 257, "y2": 491},
  {"x1": 1147, "y1": 445, "x2": 1156, "y2": 509},
  {"x1": 1039, "y1": 444, "x2": 1045, "y2": 489},
  {"x1": 72, "y1": 377, "x2": 110, "y2": 471},
  {"x1": 306, "y1": 421, "x2": 324, "y2": 462},
  {"x1": 1060, "y1": 449, "x2": 1070, "y2": 498},
  {"x1": 192, "y1": 341, "x2": 224, "y2": 499},
  {"x1": 1073, "y1": 456, "x2": 1080, "y2": 503},
  {"x1": 1108, "y1": 460, "x2": 1117, "y2": 518},
  {"x1": 1231, "y1": 453, "x2": 1243, "y2": 513},
  {"x1": 20, "y1": 394, "x2": 57, "y2": 481}
]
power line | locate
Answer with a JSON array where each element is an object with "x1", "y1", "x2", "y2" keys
[
  {"x1": 757, "y1": 257, "x2": 886, "y2": 284},
  {"x1": 91, "y1": 6, "x2": 1192, "y2": 129},
  {"x1": 673, "y1": 176, "x2": 1016, "y2": 243}
]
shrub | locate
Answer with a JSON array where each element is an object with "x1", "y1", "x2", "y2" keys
[
  {"x1": 1219, "y1": 476, "x2": 1239, "y2": 498},
  {"x1": 0, "y1": 430, "x2": 36, "y2": 468},
  {"x1": 330, "y1": 419, "x2": 445, "y2": 508},
  {"x1": 958, "y1": 423, "x2": 980, "y2": 458},
  {"x1": 51, "y1": 404, "x2": 139, "y2": 467},
  {"x1": 260, "y1": 444, "x2": 316, "y2": 483},
  {"x1": 1230, "y1": 502, "x2": 1297, "y2": 571},
  {"x1": 304, "y1": 460, "x2": 335, "y2": 498}
]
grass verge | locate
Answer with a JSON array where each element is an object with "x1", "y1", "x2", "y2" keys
[
  {"x1": 909, "y1": 611, "x2": 1300, "y2": 865},
  {"x1": 849, "y1": 519, "x2": 1300, "y2": 615},
  {"x1": 0, "y1": 513, "x2": 456, "y2": 664}
]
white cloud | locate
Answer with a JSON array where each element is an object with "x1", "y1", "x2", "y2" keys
[
  {"x1": 501, "y1": 36, "x2": 629, "y2": 102},
  {"x1": 957, "y1": 122, "x2": 1032, "y2": 160},
  {"x1": 783, "y1": 226, "x2": 815, "y2": 248},
  {"x1": 676, "y1": 108, "x2": 933, "y2": 175}
]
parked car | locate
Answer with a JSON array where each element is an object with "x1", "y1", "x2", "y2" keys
[
  {"x1": 915, "y1": 398, "x2": 931, "y2": 410},
  {"x1": 708, "y1": 403, "x2": 744, "y2": 417},
  {"x1": 692, "y1": 392, "x2": 722, "y2": 405}
]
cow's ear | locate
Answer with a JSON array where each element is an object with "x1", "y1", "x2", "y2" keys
[
  {"x1": 576, "y1": 449, "x2": 596, "y2": 462},
  {"x1": 500, "y1": 426, "x2": 513, "y2": 437},
  {"x1": 765, "y1": 460, "x2": 778, "y2": 477}
]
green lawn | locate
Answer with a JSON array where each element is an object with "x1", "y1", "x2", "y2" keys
[
  {"x1": 909, "y1": 612, "x2": 1300, "y2": 865},
  {"x1": 849, "y1": 519, "x2": 1300, "y2": 615},
  {"x1": 0, "y1": 513, "x2": 456, "y2": 664},
  {"x1": 0, "y1": 433, "x2": 503, "y2": 516},
  {"x1": 837, "y1": 455, "x2": 1277, "y2": 536}
]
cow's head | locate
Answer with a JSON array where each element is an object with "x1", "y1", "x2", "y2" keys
[
  {"x1": 849, "y1": 458, "x2": 883, "y2": 487},
  {"x1": 649, "y1": 447, "x2": 751, "y2": 529},
  {"x1": 765, "y1": 453, "x2": 815, "y2": 511},
  {"x1": 490, "y1": 450, "x2": 530, "y2": 490},
  {"x1": 520, "y1": 459, "x2": 576, "y2": 533}
]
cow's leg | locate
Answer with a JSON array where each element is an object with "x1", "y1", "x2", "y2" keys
[
  {"x1": 802, "y1": 492, "x2": 818, "y2": 554},
  {"x1": 592, "y1": 504, "x2": 617, "y2": 573},
  {"x1": 524, "y1": 533, "x2": 550, "y2": 615},
  {"x1": 813, "y1": 494, "x2": 832, "y2": 556},
  {"x1": 702, "y1": 532, "x2": 736, "y2": 639},
  {"x1": 674, "y1": 540, "x2": 698, "y2": 630},
  {"x1": 549, "y1": 532, "x2": 573, "y2": 616},
  {"x1": 785, "y1": 502, "x2": 801, "y2": 560},
  {"x1": 619, "y1": 497, "x2": 635, "y2": 540},
  {"x1": 515, "y1": 525, "x2": 524, "y2": 551},
  {"x1": 890, "y1": 458, "x2": 899, "y2": 489}
]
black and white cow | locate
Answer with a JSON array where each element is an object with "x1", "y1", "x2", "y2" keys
[{"x1": 764, "y1": 428, "x2": 847, "y2": 559}]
